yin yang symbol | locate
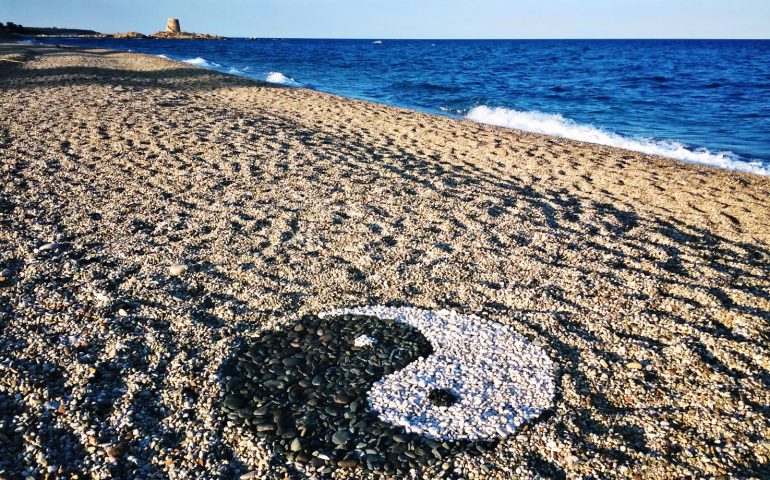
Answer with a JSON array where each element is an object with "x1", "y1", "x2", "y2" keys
[{"x1": 220, "y1": 306, "x2": 555, "y2": 475}]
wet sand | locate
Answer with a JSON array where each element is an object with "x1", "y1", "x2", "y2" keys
[{"x1": 1, "y1": 43, "x2": 769, "y2": 479}]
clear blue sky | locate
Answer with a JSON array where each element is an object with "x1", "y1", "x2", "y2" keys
[{"x1": 3, "y1": 0, "x2": 769, "y2": 39}]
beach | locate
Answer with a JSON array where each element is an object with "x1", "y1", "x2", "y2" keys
[{"x1": 1, "y1": 43, "x2": 769, "y2": 479}]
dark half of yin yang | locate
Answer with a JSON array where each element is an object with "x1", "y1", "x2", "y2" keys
[{"x1": 220, "y1": 313, "x2": 495, "y2": 475}]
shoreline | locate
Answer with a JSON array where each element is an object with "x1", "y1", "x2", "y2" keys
[
  {"x1": 24, "y1": 38, "x2": 770, "y2": 176},
  {"x1": 1, "y1": 43, "x2": 769, "y2": 479},
  {"x1": 126, "y1": 48, "x2": 770, "y2": 176}
]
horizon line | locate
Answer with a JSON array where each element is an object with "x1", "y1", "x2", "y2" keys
[
  {"x1": 27, "y1": 34, "x2": 770, "y2": 41},
  {"x1": 233, "y1": 36, "x2": 770, "y2": 41}
]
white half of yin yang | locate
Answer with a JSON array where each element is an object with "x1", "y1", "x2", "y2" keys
[{"x1": 319, "y1": 306, "x2": 555, "y2": 442}]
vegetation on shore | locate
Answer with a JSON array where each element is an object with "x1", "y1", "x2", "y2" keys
[
  {"x1": 1, "y1": 21, "x2": 100, "y2": 37},
  {"x1": 0, "y1": 20, "x2": 223, "y2": 40}
]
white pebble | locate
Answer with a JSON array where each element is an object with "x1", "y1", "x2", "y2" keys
[
  {"x1": 168, "y1": 264, "x2": 189, "y2": 276},
  {"x1": 353, "y1": 334, "x2": 377, "y2": 348}
]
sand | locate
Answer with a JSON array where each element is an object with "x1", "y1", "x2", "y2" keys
[{"x1": 0, "y1": 43, "x2": 769, "y2": 479}]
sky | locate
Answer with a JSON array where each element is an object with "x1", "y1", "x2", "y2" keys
[{"x1": 2, "y1": 0, "x2": 769, "y2": 39}]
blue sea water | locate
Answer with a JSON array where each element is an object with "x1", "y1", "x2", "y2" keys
[{"x1": 34, "y1": 37, "x2": 770, "y2": 175}]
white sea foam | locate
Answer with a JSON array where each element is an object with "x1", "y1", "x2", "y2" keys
[
  {"x1": 166, "y1": 56, "x2": 296, "y2": 86},
  {"x1": 182, "y1": 57, "x2": 220, "y2": 68},
  {"x1": 265, "y1": 71, "x2": 295, "y2": 85},
  {"x1": 439, "y1": 106, "x2": 464, "y2": 115},
  {"x1": 467, "y1": 106, "x2": 770, "y2": 176}
]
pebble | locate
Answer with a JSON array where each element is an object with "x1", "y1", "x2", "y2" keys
[
  {"x1": 353, "y1": 334, "x2": 377, "y2": 348},
  {"x1": 546, "y1": 440, "x2": 560, "y2": 451},
  {"x1": 332, "y1": 429, "x2": 351, "y2": 445},
  {"x1": 168, "y1": 264, "x2": 189, "y2": 276},
  {"x1": 627, "y1": 362, "x2": 644, "y2": 370},
  {"x1": 39, "y1": 241, "x2": 59, "y2": 251},
  {"x1": 106, "y1": 443, "x2": 127, "y2": 461}
]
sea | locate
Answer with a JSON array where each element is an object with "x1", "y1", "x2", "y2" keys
[{"x1": 31, "y1": 37, "x2": 770, "y2": 175}]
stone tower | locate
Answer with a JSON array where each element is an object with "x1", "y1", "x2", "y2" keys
[{"x1": 166, "y1": 18, "x2": 181, "y2": 34}]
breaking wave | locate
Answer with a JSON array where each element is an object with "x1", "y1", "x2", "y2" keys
[
  {"x1": 182, "y1": 57, "x2": 220, "y2": 68},
  {"x1": 162, "y1": 56, "x2": 297, "y2": 86},
  {"x1": 265, "y1": 71, "x2": 296, "y2": 85},
  {"x1": 466, "y1": 106, "x2": 770, "y2": 175}
]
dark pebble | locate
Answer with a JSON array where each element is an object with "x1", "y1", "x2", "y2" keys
[
  {"x1": 223, "y1": 395, "x2": 246, "y2": 411},
  {"x1": 333, "y1": 394, "x2": 351, "y2": 405},
  {"x1": 337, "y1": 459, "x2": 358, "y2": 468},
  {"x1": 332, "y1": 429, "x2": 351, "y2": 446}
]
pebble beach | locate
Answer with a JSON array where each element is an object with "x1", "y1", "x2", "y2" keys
[{"x1": 1, "y1": 43, "x2": 769, "y2": 479}]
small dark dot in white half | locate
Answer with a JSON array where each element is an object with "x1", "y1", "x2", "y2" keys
[{"x1": 428, "y1": 388, "x2": 459, "y2": 407}]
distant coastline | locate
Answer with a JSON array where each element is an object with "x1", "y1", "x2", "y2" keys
[
  {"x1": 1, "y1": 19, "x2": 224, "y2": 40},
  {"x1": 0, "y1": 23, "x2": 100, "y2": 38}
]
